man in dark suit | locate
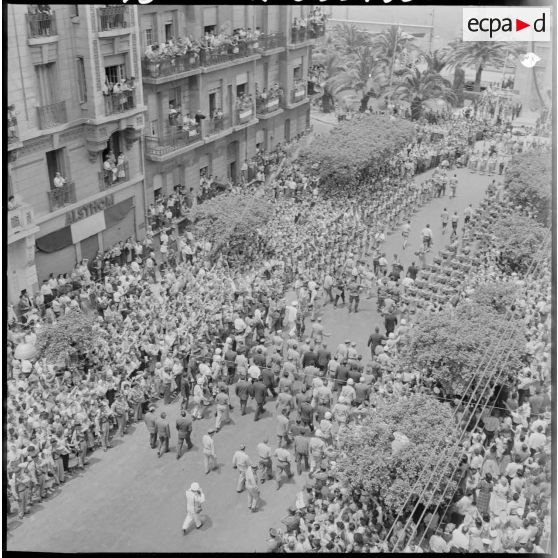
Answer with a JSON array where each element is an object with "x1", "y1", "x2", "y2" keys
[
  {"x1": 144, "y1": 405, "x2": 158, "y2": 449},
  {"x1": 301, "y1": 347, "x2": 317, "y2": 368},
  {"x1": 384, "y1": 311, "x2": 398, "y2": 336},
  {"x1": 316, "y1": 343, "x2": 331, "y2": 372},
  {"x1": 235, "y1": 377, "x2": 251, "y2": 415},
  {"x1": 156, "y1": 411, "x2": 171, "y2": 458},
  {"x1": 261, "y1": 365, "x2": 277, "y2": 399},
  {"x1": 249, "y1": 378, "x2": 267, "y2": 422},
  {"x1": 176, "y1": 410, "x2": 193, "y2": 459},
  {"x1": 367, "y1": 327, "x2": 386, "y2": 359}
]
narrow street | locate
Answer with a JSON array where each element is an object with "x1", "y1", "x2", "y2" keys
[{"x1": 7, "y1": 153, "x2": 493, "y2": 553}]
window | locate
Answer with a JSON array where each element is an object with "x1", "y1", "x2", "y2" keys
[
  {"x1": 70, "y1": 4, "x2": 79, "y2": 17},
  {"x1": 293, "y1": 66, "x2": 302, "y2": 80},
  {"x1": 7, "y1": 172, "x2": 14, "y2": 199},
  {"x1": 144, "y1": 28, "x2": 153, "y2": 46},
  {"x1": 209, "y1": 92, "x2": 217, "y2": 116},
  {"x1": 76, "y1": 57, "x2": 87, "y2": 103},
  {"x1": 204, "y1": 25, "x2": 216, "y2": 35},
  {"x1": 35, "y1": 63, "x2": 58, "y2": 106},
  {"x1": 168, "y1": 87, "x2": 181, "y2": 109},
  {"x1": 236, "y1": 83, "x2": 246, "y2": 97},
  {"x1": 46, "y1": 148, "x2": 67, "y2": 189},
  {"x1": 164, "y1": 22, "x2": 174, "y2": 42},
  {"x1": 105, "y1": 64, "x2": 126, "y2": 87},
  {"x1": 200, "y1": 166, "x2": 208, "y2": 177}
]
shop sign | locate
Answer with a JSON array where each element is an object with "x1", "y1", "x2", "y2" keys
[{"x1": 66, "y1": 194, "x2": 115, "y2": 226}]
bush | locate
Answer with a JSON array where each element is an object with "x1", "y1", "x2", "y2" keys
[
  {"x1": 504, "y1": 152, "x2": 551, "y2": 226},
  {"x1": 337, "y1": 394, "x2": 460, "y2": 517},
  {"x1": 298, "y1": 114, "x2": 415, "y2": 192}
]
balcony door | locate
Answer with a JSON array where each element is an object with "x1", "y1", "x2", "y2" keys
[
  {"x1": 103, "y1": 131, "x2": 122, "y2": 161},
  {"x1": 46, "y1": 148, "x2": 67, "y2": 189}
]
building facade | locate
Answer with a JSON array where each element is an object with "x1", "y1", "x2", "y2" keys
[
  {"x1": 7, "y1": 4, "x2": 322, "y2": 305},
  {"x1": 138, "y1": 4, "x2": 320, "y2": 202},
  {"x1": 7, "y1": 3, "x2": 147, "y2": 304}
]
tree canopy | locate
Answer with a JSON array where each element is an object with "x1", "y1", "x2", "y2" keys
[
  {"x1": 337, "y1": 394, "x2": 460, "y2": 516},
  {"x1": 470, "y1": 281, "x2": 518, "y2": 314},
  {"x1": 298, "y1": 114, "x2": 415, "y2": 191},
  {"x1": 36, "y1": 311, "x2": 98, "y2": 365},
  {"x1": 395, "y1": 304, "x2": 526, "y2": 397},
  {"x1": 504, "y1": 152, "x2": 552, "y2": 226},
  {"x1": 491, "y1": 212, "x2": 548, "y2": 274},
  {"x1": 443, "y1": 41, "x2": 522, "y2": 91},
  {"x1": 191, "y1": 191, "x2": 275, "y2": 254}
]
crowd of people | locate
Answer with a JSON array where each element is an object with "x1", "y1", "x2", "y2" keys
[
  {"x1": 143, "y1": 26, "x2": 267, "y2": 74},
  {"x1": 471, "y1": 89, "x2": 523, "y2": 126},
  {"x1": 265, "y1": 153, "x2": 551, "y2": 553},
  {"x1": 291, "y1": 8, "x2": 328, "y2": 41},
  {"x1": 6, "y1": 106, "x2": 550, "y2": 554}
]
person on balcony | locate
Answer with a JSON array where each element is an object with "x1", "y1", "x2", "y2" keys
[
  {"x1": 8, "y1": 105, "x2": 18, "y2": 140},
  {"x1": 116, "y1": 152, "x2": 127, "y2": 182},
  {"x1": 103, "y1": 156, "x2": 117, "y2": 186},
  {"x1": 8, "y1": 196, "x2": 17, "y2": 211},
  {"x1": 53, "y1": 172, "x2": 67, "y2": 190}
]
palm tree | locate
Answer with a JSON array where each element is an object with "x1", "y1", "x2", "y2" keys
[
  {"x1": 392, "y1": 67, "x2": 457, "y2": 120},
  {"x1": 332, "y1": 22, "x2": 373, "y2": 55},
  {"x1": 326, "y1": 47, "x2": 389, "y2": 110},
  {"x1": 373, "y1": 25, "x2": 417, "y2": 67},
  {"x1": 444, "y1": 40, "x2": 521, "y2": 92},
  {"x1": 312, "y1": 49, "x2": 346, "y2": 113}
]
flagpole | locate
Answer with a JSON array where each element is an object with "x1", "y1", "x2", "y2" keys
[{"x1": 499, "y1": 46, "x2": 509, "y2": 90}]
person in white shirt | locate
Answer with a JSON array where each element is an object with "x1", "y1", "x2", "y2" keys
[{"x1": 53, "y1": 172, "x2": 66, "y2": 189}]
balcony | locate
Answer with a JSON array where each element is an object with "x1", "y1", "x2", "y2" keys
[
  {"x1": 256, "y1": 96, "x2": 283, "y2": 116},
  {"x1": 47, "y1": 182, "x2": 76, "y2": 212},
  {"x1": 37, "y1": 100, "x2": 68, "y2": 130},
  {"x1": 206, "y1": 116, "x2": 232, "y2": 137},
  {"x1": 290, "y1": 24, "x2": 326, "y2": 45},
  {"x1": 98, "y1": 161, "x2": 130, "y2": 191},
  {"x1": 104, "y1": 90, "x2": 136, "y2": 116},
  {"x1": 144, "y1": 127, "x2": 202, "y2": 159},
  {"x1": 26, "y1": 11, "x2": 57, "y2": 39},
  {"x1": 141, "y1": 53, "x2": 201, "y2": 81},
  {"x1": 97, "y1": 6, "x2": 128, "y2": 32},
  {"x1": 291, "y1": 86, "x2": 307, "y2": 104},
  {"x1": 200, "y1": 40, "x2": 261, "y2": 68},
  {"x1": 8, "y1": 204, "x2": 35, "y2": 239},
  {"x1": 259, "y1": 32, "x2": 285, "y2": 52},
  {"x1": 235, "y1": 103, "x2": 255, "y2": 126}
]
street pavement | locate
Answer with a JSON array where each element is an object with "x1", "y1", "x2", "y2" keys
[{"x1": 6, "y1": 134, "x2": 494, "y2": 553}]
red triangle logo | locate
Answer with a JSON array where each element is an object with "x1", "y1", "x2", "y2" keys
[{"x1": 516, "y1": 18, "x2": 530, "y2": 31}]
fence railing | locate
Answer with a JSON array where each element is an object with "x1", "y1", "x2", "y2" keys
[
  {"x1": 47, "y1": 182, "x2": 76, "y2": 212},
  {"x1": 26, "y1": 11, "x2": 57, "y2": 38},
  {"x1": 144, "y1": 127, "x2": 202, "y2": 157},
  {"x1": 98, "y1": 161, "x2": 130, "y2": 191},
  {"x1": 256, "y1": 97, "x2": 282, "y2": 115},
  {"x1": 207, "y1": 116, "x2": 231, "y2": 136},
  {"x1": 97, "y1": 6, "x2": 128, "y2": 32},
  {"x1": 235, "y1": 104, "x2": 254, "y2": 125},
  {"x1": 142, "y1": 53, "x2": 201, "y2": 79},
  {"x1": 259, "y1": 32, "x2": 285, "y2": 51},
  {"x1": 291, "y1": 87, "x2": 307, "y2": 103},
  {"x1": 103, "y1": 90, "x2": 136, "y2": 116},
  {"x1": 290, "y1": 24, "x2": 326, "y2": 44},
  {"x1": 37, "y1": 100, "x2": 67, "y2": 129},
  {"x1": 199, "y1": 41, "x2": 261, "y2": 66}
]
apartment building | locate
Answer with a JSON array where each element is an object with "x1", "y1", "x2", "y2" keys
[
  {"x1": 139, "y1": 4, "x2": 323, "y2": 201},
  {"x1": 7, "y1": 3, "x2": 147, "y2": 304},
  {"x1": 6, "y1": 4, "x2": 323, "y2": 305}
]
